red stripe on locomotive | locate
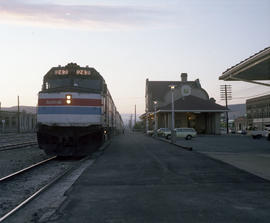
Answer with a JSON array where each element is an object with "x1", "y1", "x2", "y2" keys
[{"x1": 38, "y1": 98, "x2": 102, "y2": 106}]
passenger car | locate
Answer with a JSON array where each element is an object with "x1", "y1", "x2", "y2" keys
[
  {"x1": 146, "y1": 130, "x2": 154, "y2": 136},
  {"x1": 167, "y1": 128, "x2": 197, "y2": 140}
]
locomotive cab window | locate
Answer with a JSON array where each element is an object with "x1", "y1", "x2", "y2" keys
[
  {"x1": 73, "y1": 78, "x2": 102, "y2": 90},
  {"x1": 46, "y1": 78, "x2": 73, "y2": 89},
  {"x1": 43, "y1": 77, "x2": 102, "y2": 91}
]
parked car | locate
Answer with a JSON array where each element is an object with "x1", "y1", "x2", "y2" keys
[
  {"x1": 146, "y1": 130, "x2": 154, "y2": 136},
  {"x1": 251, "y1": 127, "x2": 270, "y2": 139},
  {"x1": 157, "y1": 128, "x2": 171, "y2": 137},
  {"x1": 237, "y1": 130, "x2": 247, "y2": 135},
  {"x1": 167, "y1": 128, "x2": 197, "y2": 140}
]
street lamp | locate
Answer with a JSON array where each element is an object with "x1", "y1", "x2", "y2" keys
[
  {"x1": 169, "y1": 84, "x2": 177, "y2": 143},
  {"x1": 146, "y1": 114, "x2": 149, "y2": 133},
  {"x1": 154, "y1": 101, "x2": 158, "y2": 136}
]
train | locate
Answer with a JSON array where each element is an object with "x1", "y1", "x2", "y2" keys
[{"x1": 37, "y1": 63, "x2": 124, "y2": 156}]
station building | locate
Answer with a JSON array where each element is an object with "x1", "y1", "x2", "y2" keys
[
  {"x1": 246, "y1": 94, "x2": 270, "y2": 130},
  {"x1": 0, "y1": 110, "x2": 36, "y2": 133},
  {"x1": 141, "y1": 73, "x2": 228, "y2": 134}
]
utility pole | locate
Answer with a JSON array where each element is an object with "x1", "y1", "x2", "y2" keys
[
  {"x1": 220, "y1": 85, "x2": 232, "y2": 134},
  {"x1": 129, "y1": 114, "x2": 133, "y2": 130},
  {"x1": 17, "y1": 95, "x2": 20, "y2": 133},
  {"x1": 134, "y1": 105, "x2": 136, "y2": 126}
]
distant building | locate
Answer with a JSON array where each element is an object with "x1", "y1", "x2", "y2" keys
[
  {"x1": 227, "y1": 104, "x2": 246, "y2": 120},
  {"x1": 141, "y1": 73, "x2": 228, "y2": 134},
  {"x1": 246, "y1": 94, "x2": 270, "y2": 130},
  {"x1": 234, "y1": 116, "x2": 248, "y2": 132},
  {"x1": 0, "y1": 110, "x2": 36, "y2": 133}
]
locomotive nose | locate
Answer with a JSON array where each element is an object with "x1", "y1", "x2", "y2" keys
[{"x1": 61, "y1": 136, "x2": 74, "y2": 146}]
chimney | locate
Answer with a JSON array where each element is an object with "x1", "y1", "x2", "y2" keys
[
  {"x1": 210, "y1": 98, "x2": 216, "y2": 103},
  {"x1": 181, "y1": 73, "x2": 187, "y2": 82}
]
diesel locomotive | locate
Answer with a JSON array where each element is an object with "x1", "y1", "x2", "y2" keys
[{"x1": 37, "y1": 63, "x2": 123, "y2": 156}]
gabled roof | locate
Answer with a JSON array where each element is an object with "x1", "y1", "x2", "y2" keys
[
  {"x1": 147, "y1": 79, "x2": 207, "y2": 102},
  {"x1": 147, "y1": 81, "x2": 181, "y2": 101},
  {"x1": 157, "y1": 95, "x2": 228, "y2": 112}
]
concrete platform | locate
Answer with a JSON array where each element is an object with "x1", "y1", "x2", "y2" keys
[
  {"x1": 173, "y1": 135, "x2": 270, "y2": 181},
  {"x1": 48, "y1": 133, "x2": 270, "y2": 223}
]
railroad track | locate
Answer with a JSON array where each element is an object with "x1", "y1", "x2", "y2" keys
[
  {"x1": 0, "y1": 156, "x2": 57, "y2": 183},
  {"x1": 0, "y1": 141, "x2": 38, "y2": 152},
  {"x1": 0, "y1": 155, "x2": 88, "y2": 222},
  {"x1": 0, "y1": 133, "x2": 36, "y2": 141}
]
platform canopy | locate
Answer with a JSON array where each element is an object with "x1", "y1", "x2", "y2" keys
[{"x1": 219, "y1": 47, "x2": 270, "y2": 87}]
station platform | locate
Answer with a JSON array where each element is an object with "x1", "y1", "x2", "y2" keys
[{"x1": 49, "y1": 132, "x2": 270, "y2": 223}]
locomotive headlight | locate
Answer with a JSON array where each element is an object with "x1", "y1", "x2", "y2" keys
[{"x1": 66, "y1": 94, "x2": 72, "y2": 104}]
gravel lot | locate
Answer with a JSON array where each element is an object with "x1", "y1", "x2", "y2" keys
[
  {"x1": 0, "y1": 133, "x2": 36, "y2": 146},
  {"x1": 0, "y1": 145, "x2": 51, "y2": 179},
  {"x1": 0, "y1": 133, "x2": 47, "y2": 179},
  {"x1": 0, "y1": 157, "x2": 77, "y2": 218},
  {"x1": 0, "y1": 133, "x2": 57, "y2": 219}
]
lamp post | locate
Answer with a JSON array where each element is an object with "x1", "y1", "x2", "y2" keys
[
  {"x1": 154, "y1": 101, "x2": 157, "y2": 136},
  {"x1": 146, "y1": 114, "x2": 149, "y2": 133},
  {"x1": 169, "y1": 84, "x2": 177, "y2": 143}
]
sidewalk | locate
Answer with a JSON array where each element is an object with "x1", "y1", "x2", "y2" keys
[{"x1": 48, "y1": 133, "x2": 270, "y2": 223}]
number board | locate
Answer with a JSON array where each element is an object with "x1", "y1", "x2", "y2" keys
[
  {"x1": 54, "y1": 69, "x2": 69, "y2": 75},
  {"x1": 76, "y1": 70, "x2": 91, "y2": 75}
]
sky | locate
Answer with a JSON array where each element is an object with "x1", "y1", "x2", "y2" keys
[{"x1": 0, "y1": 0, "x2": 270, "y2": 116}]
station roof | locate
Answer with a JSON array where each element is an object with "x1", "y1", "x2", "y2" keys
[
  {"x1": 219, "y1": 47, "x2": 270, "y2": 86},
  {"x1": 157, "y1": 95, "x2": 228, "y2": 113},
  {"x1": 147, "y1": 80, "x2": 206, "y2": 102}
]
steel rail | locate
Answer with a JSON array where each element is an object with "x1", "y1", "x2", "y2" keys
[
  {"x1": 0, "y1": 156, "x2": 90, "y2": 222},
  {"x1": 0, "y1": 134, "x2": 35, "y2": 141},
  {"x1": 0, "y1": 141, "x2": 38, "y2": 152},
  {"x1": 0, "y1": 156, "x2": 57, "y2": 182}
]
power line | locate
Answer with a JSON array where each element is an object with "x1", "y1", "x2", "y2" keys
[
  {"x1": 232, "y1": 81, "x2": 270, "y2": 94},
  {"x1": 232, "y1": 91, "x2": 270, "y2": 100},
  {"x1": 217, "y1": 91, "x2": 270, "y2": 104}
]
